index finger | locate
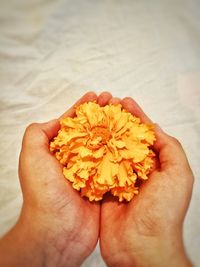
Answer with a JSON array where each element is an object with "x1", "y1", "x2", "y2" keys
[{"x1": 120, "y1": 97, "x2": 153, "y2": 123}]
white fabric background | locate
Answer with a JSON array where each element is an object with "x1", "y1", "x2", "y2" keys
[{"x1": 0, "y1": 0, "x2": 200, "y2": 266}]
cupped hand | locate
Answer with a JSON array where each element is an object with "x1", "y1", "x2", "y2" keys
[
  {"x1": 0, "y1": 92, "x2": 105, "y2": 267},
  {"x1": 100, "y1": 97, "x2": 194, "y2": 267},
  {"x1": 0, "y1": 91, "x2": 114, "y2": 267}
]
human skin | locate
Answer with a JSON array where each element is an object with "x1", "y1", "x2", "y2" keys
[
  {"x1": 0, "y1": 92, "x2": 194, "y2": 267},
  {"x1": 100, "y1": 96, "x2": 194, "y2": 267},
  {"x1": 0, "y1": 92, "x2": 106, "y2": 267}
]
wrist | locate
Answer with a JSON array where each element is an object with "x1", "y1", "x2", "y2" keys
[
  {"x1": 131, "y1": 234, "x2": 192, "y2": 267},
  {"x1": 0, "y1": 207, "x2": 83, "y2": 267},
  {"x1": 20, "y1": 207, "x2": 85, "y2": 267},
  {"x1": 105, "y1": 233, "x2": 192, "y2": 267},
  {"x1": 0, "y1": 215, "x2": 45, "y2": 267}
]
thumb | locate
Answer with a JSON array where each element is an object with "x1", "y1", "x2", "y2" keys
[
  {"x1": 22, "y1": 119, "x2": 60, "y2": 153},
  {"x1": 154, "y1": 125, "x2": 189, "y2": 170}
]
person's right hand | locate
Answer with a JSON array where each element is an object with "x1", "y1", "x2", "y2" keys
[
  {"x1": 0, "y1": 92, "x2": 107, "y2": 267},
  {"x1": 100, "y1": 97, "x2": 194, "y2": 267}
]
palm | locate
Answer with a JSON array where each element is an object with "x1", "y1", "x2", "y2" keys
[
  {"x1": 19, "y1": 112, "x2": 100, "y2": 263},
  {"x1": 39, "y1": 152, "x2": 100, "y2": 255},
  {"x1": 99, "y1": 96, "x2": 194, "y2": 266},
  {"x1": 101, "y1": 157, "x2": 193, "y2": 265}
]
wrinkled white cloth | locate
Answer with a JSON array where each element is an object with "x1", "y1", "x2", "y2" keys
[{"x1": 0, "y1": 0, "x2": 200, "y2": 266}]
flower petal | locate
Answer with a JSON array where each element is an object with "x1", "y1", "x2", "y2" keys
[
  {"x1": 50, "y1": 102, "x2": 156, "y2": 202},
  {"x1": 96, "y1": 152, "x2": 118, "y2": 186}
]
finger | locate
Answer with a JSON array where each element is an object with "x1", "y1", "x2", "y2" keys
[
  {"x1": 109, "y1": 97, "x2": 121, "y2": 105},
  {"x1": 121, "y1": 97, "x2": 152, "y2": 123},
  {"x1": 41, "y1": 119, "x2": 60, "y2": 140},
  {"x1": 120, "y1": 98, "x2": 190, "y2": 170},
  {"x1": 154, "y1": 125, "x2": 190, "y2": 169},
  {"x1": 98, "y1": 91, "x2": 112, "y2": 106},
  {"x1": 22, "y1": 119, "x2": 60, "y2": 152},
  {"x1": 59, "y1": 91, "x2": 97, "y2": 119}
]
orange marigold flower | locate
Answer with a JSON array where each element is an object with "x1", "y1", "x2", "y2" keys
[{"x1": 50, "y1": 102, "x2": 156, "y2": 202}]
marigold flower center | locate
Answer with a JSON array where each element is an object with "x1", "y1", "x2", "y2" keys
[{"x1": 92, "y1": 126, "x2": 111, "y2": 144}]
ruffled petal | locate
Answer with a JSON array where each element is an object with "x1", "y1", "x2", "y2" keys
[
  {"x1": 96, "y1": 152, "x2": 118, "y2": 186},
  {"x1": 50, "y1": 102, "x2": 156, "y2": 202}
]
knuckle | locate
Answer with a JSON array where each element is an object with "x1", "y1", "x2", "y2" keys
[
  {"x1": 23, "y1": 122, "x2": 40, "y2": 142},
  {"x1": 168, "y1": 136, "x2": 182, "y2": 148},
  {"x1": 191, "y1": 173, "x2": 195, "y2": 185},
  {"x1": 25, "y1": 122, "x2": 39, "y2": 133},
  {"x1": 187, "y1": 165, "x2": 195, "y2": 184}
]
